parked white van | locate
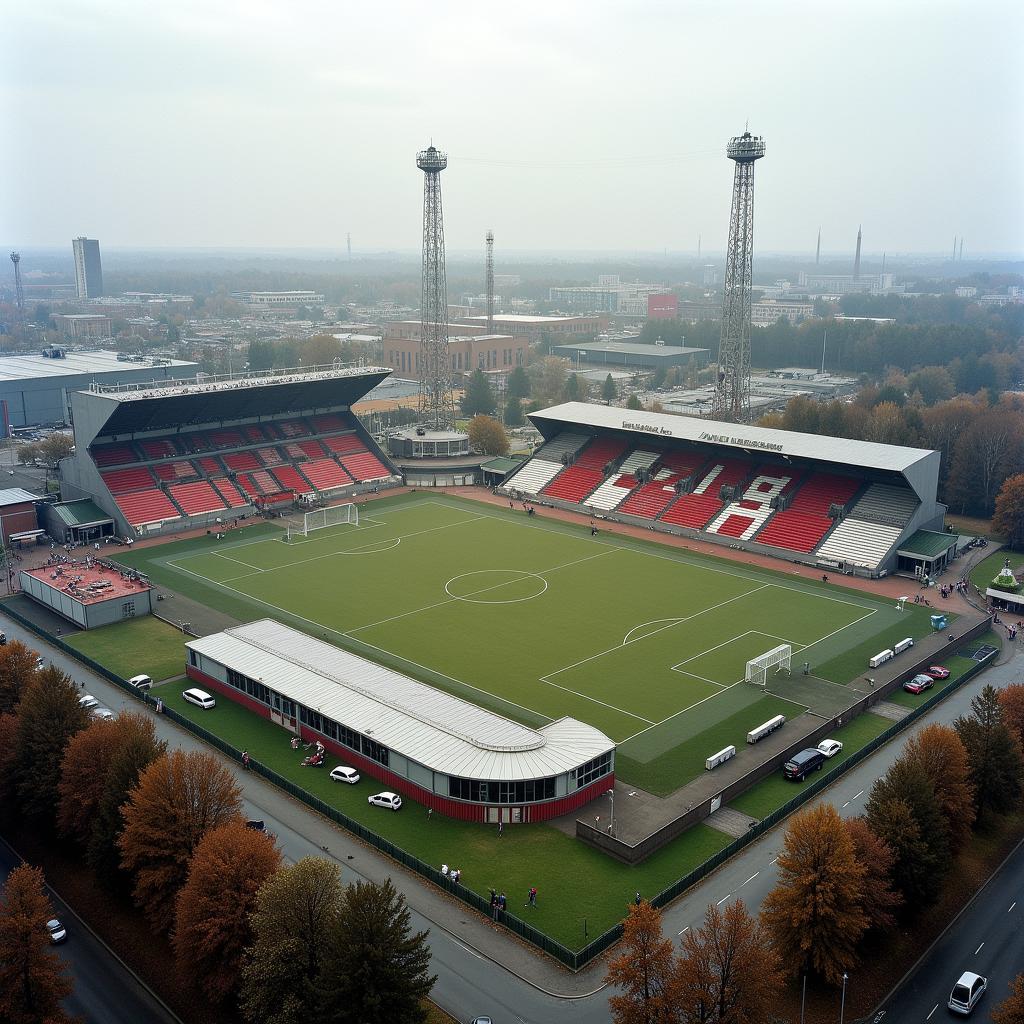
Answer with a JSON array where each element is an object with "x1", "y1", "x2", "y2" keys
[
  {"x1": 128, "y1": 674, "x2": 153, "y2": 691},
  {"x1": 182, "y1": 688, "x2": 216, "y2": 710}
]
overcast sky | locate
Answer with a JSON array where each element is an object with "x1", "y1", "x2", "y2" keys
[{"x1": 3, "y1": 0, "x2": 1022, "y2": 255}]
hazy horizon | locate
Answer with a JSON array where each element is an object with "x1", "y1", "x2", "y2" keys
[{"x1": 4, "y1": 1, "x2": 1023, "y2": 254}]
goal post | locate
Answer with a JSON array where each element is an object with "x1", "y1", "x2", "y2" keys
[
  {"x1": 745, "y1": 643, "x2": 792, "y2": 688},
  {"x1": 286, "y1": 503, "x2": 358, "y2": 541}
]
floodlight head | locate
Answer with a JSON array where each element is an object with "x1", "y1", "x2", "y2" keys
[
  {"x1": 416, "y1": 146, "x2": 448, "y2": 173},
  {"x1": 726, "y1": 131, "x2": 765, "y2": 163}
]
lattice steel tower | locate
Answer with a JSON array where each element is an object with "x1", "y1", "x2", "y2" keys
[
  {"x1": 713, "y1": 130, "x2": 765, "y2": 422},
  {"x1": 9, "y1": 253, "x2": 25, "y2": 321},
  {"x1": 485, "y1": 230, "x2": 495, "y2": 334},
  {"x1": 416, "y1": 145, "x2": 456, "y2": 430}
]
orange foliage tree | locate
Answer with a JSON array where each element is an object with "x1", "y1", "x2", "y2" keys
[
  {"x1": 992, "y1": 973, "x2": 1024, "y2": 1024},
  {"x1": 57, "y1": 717, "x2": 121, "y2": 844},
  {"x1": 0, "y1": 640, "x2": 44, "y2": 715},
  {"x1": 998, "y1": 684, "x2": 1024, "y2": 750},
  {"x1": 605, "y1": 900, "x2": 679, "y2": 1024},
  {"x1": 174, "y1": 818, "x2": 281, "y2": 1003},
  {"x1": 843, "y1": 817, "x2": 901, "y2": 932},
  {"x1": 675, "y1": 899, "x2": 783, "y2": 1024},
  {"x1": 0, "y1": 864, "x2": 74, "y2": 1024},
  {"x1": 118, "y1": 749, "x2": 242, "y2": 931},
  {"x1": 760, "y1": 803, "x2": 867, "y2": 985},
  {"x1": 902, "y1": 723, "x2": 976, "y2": 850}
]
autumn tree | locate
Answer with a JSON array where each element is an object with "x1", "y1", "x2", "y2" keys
[
  {"x1": 605, "y1": 900, "x2": 678, "y2": 1024},
  {"x1": 241, "y1": 857, "x2": 343, "y2": 1024},
  {"x1": 527, "y1": 356, "x2": 569, "y2": 406},
  {"x1": 998, "y1": 684, "x2": 1024, "y2": 749},
  {"x1": 992, "y1": 973, "x2": 1024, "y2": 1024},
  {"x1": 57, "y1": 716, "x2": 121, "y2": 845},
  {"x1": 760, "y1": 803, "x2": 867, "y2": 984},
  {"x1": 118, "y1": 749, "x2": 242, "y2": 931},
  {"x1": 467, "y1": 414, "x2": 509, "y2": 456},
  {"x1": 675, "y1": 899, "x2": 783, "y2": 1024},
  {"x1": 13, "y1": 667, "x2": 90, "y2": 821},
  {"x1": 902, "y1": 723, "x2": 976, "y2": 850},
  {"x1": 313, "y1": 878, "x2": 435, "y2": 1024},
  {"x1": 174, "y1": 819, "x2": 282, "y2": 1004},
  {"x1": 955, "y1": 684, "x2": 1024, "y2": 819},
  {"x1": 602, "y1": 373, "x2": 618, "y2": 402},
  {"x1": 993, "y1": 473, "x2": 1024, "y2": 548},
  {"x1": 0, "y1": 864, "x2": 74, "y2": 1024},
  {"x1": 866, "y1": 758, "x2": 949, "y2": 905},
  {"x1": 87, "y1": 713, "x2": 166, "y2": 880},
  {"x1": 0, "y1": 640, "x2": 44, "y2": 715},
  {"x1": 0, "y1": 713, "x2": 19, "y2": 806},
  {"x1": 842, "y1": 817, "x2": 901, "y2": 932}
]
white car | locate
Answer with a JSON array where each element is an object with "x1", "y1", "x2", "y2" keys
[
  {"x1": 46, "y1": 918, "x2": 67, "y2": 944},
  {"x1": 817, "y1": 739, "x2": 843, "y2": 758},
  {"x1": 948, "y1": 972, "x2": 987, "y2": 1015},
  {"x1": 182, "y1": 688, "x2": 216, "y2": 709},
  {"x1": 330, "y1": 766, "x2": 361, "y2": 785},
  {"x1": 91, "y1": 706, "x2": 115, "y2": 720},
  {"x1": 79, "y1": 694, "x2": 99, "y2": 710},
  {"x1": 368, "y1": 792, "x2": 402, "y2": 811}
]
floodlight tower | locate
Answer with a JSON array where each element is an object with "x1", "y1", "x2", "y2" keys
[
  {"x1": 416, "y1": 145, "x2": 455, "y2": 430},
  {"x1": 485, "y1": 229, "x2": 495, "y2": 334},
  {"x1": 712, "y1": 130, "x2": 765, "y2": 422},
  {"x1": 9, "y1": 253, "x2": 25, "y2": 320},
  {"x1": 853, "y1": 225, "x2": 862, "y2": 280}
]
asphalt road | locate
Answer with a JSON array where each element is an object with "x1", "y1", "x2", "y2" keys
[
  {"x1": 0, "y1": 837, "x2": 180, "y2": 1024},
  {"x1": 3, "y1": 610, "x2": 1018, "y2": 1024},
  {"x1": 873, "y1": 836, "x2": 1023, "y2": 1023}
]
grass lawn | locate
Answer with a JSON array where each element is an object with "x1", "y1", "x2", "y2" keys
[
  {"x1": 728, "y1": 712, "x2": 892, "y2": 820},
  {"x1": 112, "y1": 494, "x2": 936, "y2": 796},
  {"x1": 945, "y1": 514, "x2": 1004, "y2": 543},
  {"x1": 970, "y1": 548, "x2": 1024, "y2": 594},
  {"x1": 66, "y1": 616, "x2": 189, "y2": 682},
  {"x1": 158, "y1": 686, "x2": 731, "y2": 950}
]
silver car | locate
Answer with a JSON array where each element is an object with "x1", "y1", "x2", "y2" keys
[
  {"x1": 46, "y1": 918, "x2": 67, "y2": 944},
  {"x1": 948, "y1": 972, "x2": 987, "y2": 1015},
  {"x1": 368, "y1": 792, "x2": 402, "y2": 811}
]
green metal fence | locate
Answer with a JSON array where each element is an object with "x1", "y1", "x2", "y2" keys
[{"x1": 0, "y1": 598, "x2": 998, "y2": 971}]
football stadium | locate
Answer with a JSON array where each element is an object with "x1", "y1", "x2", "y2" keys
[{"x1": 49, "y1": 364, "x2": 963, "y2": 835}]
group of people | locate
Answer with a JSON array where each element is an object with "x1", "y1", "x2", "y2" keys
[
  {"x1": 508, "y1": 498, "x2": 536, "y2": 517},
  {"x1": 912, "y1": 593, "x2": 933, "y2": 606},
  {"x1": 939, "y1": 576, "x2": 972, "y2": 600},
  {"x1": 440, "y1": 864, "x2": 462, "y2": 884}
]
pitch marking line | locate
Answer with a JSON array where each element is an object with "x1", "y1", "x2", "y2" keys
[
  {"x1": 211, "y1": 550, "x2": 265, "y2": 571},
  {"x1": 166, "y1": 559, "x2": 556, "y2": 726},
  {"x1": 669, "y1": 631, "x2": 807, "y2": 674},
  {"x1": 622, "y1": 618, "x2": 684, "y2": 645}
]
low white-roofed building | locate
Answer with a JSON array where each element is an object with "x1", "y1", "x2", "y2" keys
[{"x1": 186, "y1": 619, "x2": 615, "y2": 823}]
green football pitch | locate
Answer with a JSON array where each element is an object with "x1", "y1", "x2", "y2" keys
[{"x1": 127, "y1": 494, "x2": 935, "y2": 794}]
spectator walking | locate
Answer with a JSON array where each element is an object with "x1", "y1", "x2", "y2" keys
[
  {"x1": 242, "y1": 750, "x2": 251, "y2": 770},
  {"x1": 525, "y1": 886, "x2": 537, "y2": 907},
  {"x1": 635, "y1": 892, "x2": 642, "y2": 906}
]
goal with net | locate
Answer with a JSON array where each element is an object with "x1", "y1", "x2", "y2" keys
[
  {"x1": 745, "y1": 643, "x2": 792, "y2": 687},
  {"x1": 286, "y1": 503, "x2": 358, "y2": 541}
]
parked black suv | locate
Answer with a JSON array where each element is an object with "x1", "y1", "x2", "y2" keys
[{"x1": 783, "y1": 748, "x2": 827, "y2": 781}]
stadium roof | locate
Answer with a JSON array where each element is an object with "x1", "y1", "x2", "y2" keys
[
  {"x1": 552, "y1": 341, "x2": 709, "y2": 357},
  {"x1": 0, "y1": 350, "x2": 195, "y2": 384},
  {"x1": 530, "y1": 402, "x2": 937, "y2": 474},
  {"x1": 50, "y1": 499, "x2": 114, "y2": 527},
  {"x1": 0, "y1": 487, "x2": 43, "y2": 505},
  {"x1": 187, "y1": 620, "x2": 614, "y2": 781},
  {"x1": 83, "y1": 365, "x2": 391, "y2": 435}
]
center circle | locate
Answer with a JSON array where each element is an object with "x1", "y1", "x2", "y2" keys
[{"x1": 444, "y1": 569, "x2": 549, "y2": 604}]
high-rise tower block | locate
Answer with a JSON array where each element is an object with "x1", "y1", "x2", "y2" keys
[
  {"x1": 713, "y1": 130, "x2": 765, "y2": 422},
  {"x1": 853, "y1": 225, "x2": 862, "y2": 281},
  {"x1": 416, "y1": 146, "x2": 455, "y2": 430}
]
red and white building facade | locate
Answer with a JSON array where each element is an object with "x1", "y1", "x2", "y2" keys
[{"x1": 185, "y1": 619, "x2": 615, "y2": 824}]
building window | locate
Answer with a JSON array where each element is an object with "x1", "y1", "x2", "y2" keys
[
  {"x1": 121, "y1": 601, "x2": 136, "y2": 618},
  {"x1": 361, "y1": 736, "x2": 389, "y2": 767},
  {"x1": 189, "y1": 650, "x2": 198, "y2": 667},
  {"x1": 447, "y1": 775, "x2": 556, "y2": 803},
  {"x1": 571, "y1": 750, "x2": 612, "y2": 789}
]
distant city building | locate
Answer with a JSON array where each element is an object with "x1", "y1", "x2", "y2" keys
[
  {"x1": 551, "y1": 339, "x2": 709, "y2": 372},
  {"x1": 548, "y1": 285, "x2": 659, "y2": 315},
  {"x1": 834, "y1": 315, "x2": 896, "y2": 325},
  {"x1": 751, "y1": 300, "x2": 815, "y2": 326},
  {"x1": 702, "y1": 265, "x2": 718, "y2": 287},
  {"x1": 677, "y1": 300, "x2": 721, "y2": 323},
  {"x1": 796, "y1": 271, "x2": 899, "y2": 295},
  {"x1": 384, "y1": 333, "x2": 526, "y2": 380},
  {"x1": 647, "y1": 294, "x2": 679, "y2": 320},
  {"x1": 232, "y1": 290, "x2": 326, "y2": 311},
  {"x1": 52, "y1": 313, "x2": 113, "y2": 339},
  {"x1": 72, "y1": 237, "x2": 103, "y2": 299},
  {"x1": 597, "y1": 274, "x2": 621, "y2": 287},
  {"x1": 453, "y1": 313, "x2": 606, "y2": 342},
  {"x1": 954, "y1": 286, "x2": 978, "y2": 298}
]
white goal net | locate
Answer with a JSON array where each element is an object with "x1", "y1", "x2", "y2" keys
[
  {"x1": 745, "y1": 644, "x2": 792, "y2": 687},
  {"x1": 286, "y1": 503, "x2": 358, "y2": 541}
]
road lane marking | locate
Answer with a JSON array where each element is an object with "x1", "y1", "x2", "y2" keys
[
  {"x1": 1010, "y1": 902, "x2": 1017, "y2": 912},
  {"x1": 975, "y1": 942, "x2": 984, "y2": 954},
  {"x1": 769, "y1": 856, "x2": 778, "y2": 865},
  {"x1": 926, "y1": 1004, "x2": 938, "y2": 1020},
  {"x1": 716, "y1": 894, "x2": 731, "y2": 906},
  {"x1": 742, "y1": 872, "x2": 759, "y2": 886},
  {"x1": 842, "y1": 800, "x2": 850, "y2": 808},
  {"x1": 453, "y1": 939, "x2": 484, "y2": 961},
  {"x1": 678, "y1": 926, "x2": 690, "y2": 935},
  {"x1": 853, "y1": 789, "x2": 864, "y2": 800}
]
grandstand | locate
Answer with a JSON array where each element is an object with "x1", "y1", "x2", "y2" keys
[
  {"x1": 59, "y1": 365, "x2": 401, "y2": 537},
  {"x1": 502, "y1": 402, "x2": 943, "y2": 578}
]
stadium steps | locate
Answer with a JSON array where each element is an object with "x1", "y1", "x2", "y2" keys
[
  {"x1": 846, "y1": 483, "x2": 918, "y2": 527},
  {"x1": 242, "y1": 424, "x2": 269, "y2": 443},
  {"x1": 277, "y1": 419, "x2": 311, "y2": 438},
  {"x1": 339, "y1": 451, "x2": 391, "y2": 482},
  {"x1": 619, "y1": 473, "x2": 684, "y2": 519},
  {"x1": 255, "y1": 446, "x2": 284, "y2": 467},
  {"x1": 532, "y1": 431, "x2": 589, "y2": 464},
  {"x1": 169, "y1": 481, "x2": 229, "y2": 516},
  {"x1": 223, "y1": 451, "x2": 263, "y2": 472},
  {"x1": 705, "y1": 500, "x2": 776, "y2": 540},
  {"x1": 271, "y1": 466, "x2": 315, "y2": 495},
  {"x1": 312, "y1": 414, "x2": 351, "y2": 433},
  {"x1": 209, "y1": 429, "x2": 245, "y2": 449},
  {"x1": 573, "y1": 437, "x2": 629, "y2": 471},
  {"x1": 113, "y1": 488, "x2": 181, "y2": 527},
  {"x1": 196, "y1": 455, "x2": 224, "y2": 476},
  {"x1": 660, "y1": 459, "x2": 752, "y2": 530},
  {"x1": 211, "y1": 478, "x2": 249, "y2": 508},
  {"x1": 237, "y1": 471, "x2": 277, "y2": 497},
  {"x1": 101, "y1": 466, "x2": 157, "y2": 494},
  {"x1": 298, "y1": 439, "x2": 328, "y2": 458},
  {"x1": 503, "y1": 458, "x2": 563, "y2": 495},
  {"x1": 617, "y1": 449, "x2": 660, "y2": 476},
  {"x1": 753, "y1": 472, "x2": 862, "y2": 553},
  {"x1": 138, "y1": 438, "x2": 180, "y2": 460},
  {"x1": 152, "y1": 460, "x2": 200, "y2": 482},
  {"x1": 322, "y1": 433, "x2": 364, "y2": 455},
  {"x1": 585, "y1": 473, "x2": 635, "y2": 511},
  {"x1": 283, "y1": 442, "x2": 307, "y2": 460},
  {"x1": 542, "y1": 465, "x2": 606, "y2": 504},
  {"x1": 815, "y1": 518, "x2": 905, "y2": 569},
  {"x1": 302, "y1": 458, "x2": 353, "y2": 491},
  {"x1": 181, "y1": 433, "x2": 211, "y2": 453}
]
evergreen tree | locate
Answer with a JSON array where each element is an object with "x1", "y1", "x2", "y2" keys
[
  {"x1": 602, "y1": 373, "x2": 618, "y2": 402},
  {"x1": 626, "y1": 394, "x2": 642, "y2": 410},
  {"x1": 506, "y1": 365, "x2": 530, "y2": 399},
  {"x1": 504, "y1": 395, "x2": 525, "y2": 427},
  {"x1": 460, "y1": 369, "x2": 496, "y2": 417},
  {"x1": 564, "y1": 372, "x2": 581, "y2": 401},
  {"x1": 955, "y1": 684, "x2": 1024, "y2": 819}
]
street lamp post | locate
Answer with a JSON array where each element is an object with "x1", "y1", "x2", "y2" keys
[
  {"x1": 839, "y1": 972, "x2": 848, "y2": 1024},
  {"x1": 606, "y1": 788, "x2": 615, "y2": 836}
]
